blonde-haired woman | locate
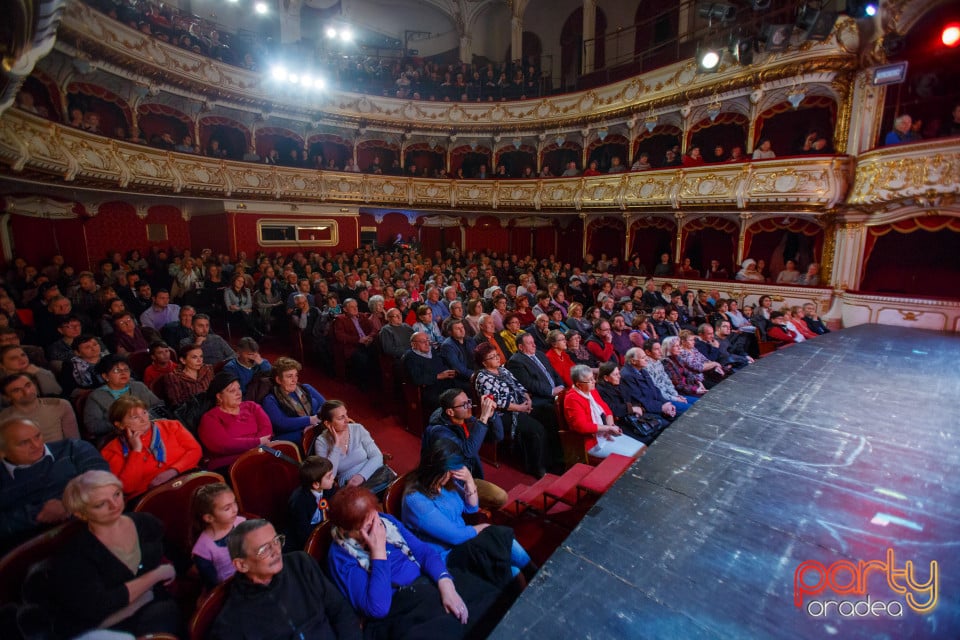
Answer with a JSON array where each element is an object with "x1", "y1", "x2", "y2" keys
[{"x1": 51, "y1": 470, "x2": 181, "y2": 638}]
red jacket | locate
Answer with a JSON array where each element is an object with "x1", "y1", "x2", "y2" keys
[
  {"x1": 333, "y1": 313, "x2": 378, "y2": 361},
  {"x1": 563, "y1": 388, "x2": 612, "y2": 451},
  {"x1": 102, "y1": 419, "x2": 202, "y2": 498},
  {"x1": 767, "y1": 324, "x2": 797, "y2": 346}
]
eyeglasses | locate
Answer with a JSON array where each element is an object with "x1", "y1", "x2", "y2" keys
[
  {"x1": 253, "y1": 534, "x2": 286, "y2": 558},
  {"x1": 110, "y1": 367, "x2": 131, "y2": 374},
  {"x1": 454, "y1": 400, "x2": 473, "y2": 410}
]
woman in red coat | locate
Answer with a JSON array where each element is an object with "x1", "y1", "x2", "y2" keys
[
  {"x1": 562, "y1": 365, "x2": 645, "y2": 459},
  {"x1": 101, "y1": 396, "x2": 202, "y2": 499}
]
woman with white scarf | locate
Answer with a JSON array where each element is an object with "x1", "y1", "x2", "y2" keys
[{"x1": 562, "y1": 364, "x2": 645, "y2": 459}]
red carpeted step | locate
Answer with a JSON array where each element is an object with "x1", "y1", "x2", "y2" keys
[
  {"x1": 543, "y1": 463, "x2": 594, "y2": 506},
  {"x1": 513, "y1": 473, "x2": 561, "y2": 513},
  {"x1": 577, "y1": 454, "x2": 635, "y2": 496},
  {"x1": 500, "y1": 482, "x2": 533, "y2": 517}
]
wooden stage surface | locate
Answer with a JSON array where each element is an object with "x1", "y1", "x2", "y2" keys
[{"x1": 489, "y1": 323, "x2": 959, "y2": 640}]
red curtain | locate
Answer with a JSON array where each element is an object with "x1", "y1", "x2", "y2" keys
[
  {"x1": 587, "y1": 217, "x2": 627, "y2": 259},
  {"x1": 681, "y1": 216, "x2": 738, "y2": 275},
  {"x1": 630, "y1": 217, "x2": 676, "y2": 271},
  {"x1": 255, "y1": 127, "x2": 304, "y2": 158},
  {"x1": 467, "y1": 216, "x2": 509, "y2": 254},
  {"x1": 861, "y1": 216, "x2": 960, "y2": 296},
  {"x1": 755, "y1": 97, "x2": 836, "y2": 153},
  {"x1": 67, "y1": 82, "x2": 133, "y2": 131}
]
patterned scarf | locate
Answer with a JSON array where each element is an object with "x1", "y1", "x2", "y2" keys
[
  {"x1": 274, "y1": 385, "x2": 315, "y2": 417},
  {"x1": 332, "y1": 515, "x2": 418, "y2": 572},
  {"x1": 499, "y1": 329, "x2": 525, "y2": 355},
  {"x1": 119, "y1": 423, "x2": 167, "y2": 464}
]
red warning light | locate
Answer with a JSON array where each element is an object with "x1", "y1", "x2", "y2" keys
[{"x1": 943, "y1": 24, "x2": 960, "y2": 47}]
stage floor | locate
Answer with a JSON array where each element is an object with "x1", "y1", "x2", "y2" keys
[{"x1": 490, "y1": 324, "x2": 959, "y2": 639}]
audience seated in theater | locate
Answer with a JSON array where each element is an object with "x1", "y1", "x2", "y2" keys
[
  {"x1": 142, "y1": 341, "x2": 176, "y2": 389},
  {"x1": 0, "y1": 373, "x2": 78, "y2": 442},
  {"x1": 585, "y1": 318, "x2": 620, "y2": 367},
  {"x1": 50, "y1": 470, "x2": 182, "y2": 638},
  {"x1": 0, "y1": 344, "x2": 63, "y2": 397},
  {"x1": 619, "y1": 348, "x2": 681, "y2": 420},
  {"x1": 222, "y1": 336, "x2": 272, "y2": 395},
  {"x1": 379, "y1": 307, "x2": 415, "y2": 359},
  {"x1": 682, "y1": 146, "x2": 705, "y2": 167},
  {"x1": 797, "y1": 262, "x2": 821, "y2": 286},
  {"x1": 159, "y1": 342, "x2": 215, "y2": 406},
  {"x1": 752, "y1": 138, "x2": 776, "y2": 159},
  {"x1": 0, "y1": 417, "x2": 108, "y2": 551},
  {"x1": 402, "y1": 331, "x2": 462, "y2": 412},
  {"x1": 565, "y1": 364, "x2": 646, "y2": 459},
  {"x1": 311, "y1": 399, "x2": 394, "y2": 494},
  {"x1": 735, "y1": 258, "x2": 765, "y2": 282},
  {"x1": 402, "y1": 437, "x2": 532, "y2": 582},
  {"x1": 327, "y1": 486, "x2": 500, "y2": 638},
  {"x1": 424, "y1": 388, "x2": 507, "y2": 510},
  {"x1": 224, "y1": 273, "x2": 262, "y2": 339},
  {"x1": 695, "y1": 323, "x2": 752, "y2": 373},
  {"x1": 659, "y1": 335, "x2": 709, "y2": 397},
  {"x1": 198, "y1": 372, "x2": 273, "y2": 471},
  {"x1": 287, "y1": 456, "x2": 336, "y2": 551},
  {"x1": 564, "y1": 330, "x2": 596, "y2": 369},
  {"x1": 84, "y1": 354, "x2": 163, "y2": 440},
  {"x1": 439, "y1": 318, "x2": 477, "y2": 390},
  {"x1": 641, "y1": 340, "x2": 700, "y2": 408},
  {"x1": 474, "y1": 341, "x2": 548, "y2": 478},
  {"x1": 788, "y1": 306, "x2": 819, "y2": 340},
  {"x1": 140, "y1": 288, "x2": 181, "y2": 332},
  {"x1": 262, "y1": 357, "x2": 326, "y2": 441},
  {"x1": 506, "y1": 333, "x2": 565, "y2": 433},
  {"x1": 543, "y1": 329, "x2": 574, "y2": 387},
  {"x1": 181, "y1": 313, "x2": 236, "y2": 365},
  {"x1": 210, "y1": 517, "x2": 361, "y2": 639},
  {"x1": 334, "y1": 298, "x2": 379, "y2": 383},
  {"x1": 100, "y1": 396, "x2": 201, "y2": 499},
  {"x1": 44, "y1": 315, "x2": 85, "y2": 375},
  {"x1": 111, "y1": 311, "x2": 151, "y2": 355},
  {"x1": 776, "y1": 259, "x2": 802, "y2": 284},
  {"x1": 802, "y1": 302, "x2": 830, "y2": 336},
  {"x1": 191, "y1": 482, "x2": 246, "y2": 588}
]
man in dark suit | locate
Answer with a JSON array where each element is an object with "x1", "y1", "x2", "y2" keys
[
  {"x1": 507, "y1": 333, "x2": 564, "y2": 435},
  {"x1": 401, "y1": 332, "x2": 461, "y2": 412},
  {"x1": 619, "y1": 348, "x2": 677, "y2": 423},
  {"x1": 439, "y1": 319, "x2": 476, "y2": 391}
]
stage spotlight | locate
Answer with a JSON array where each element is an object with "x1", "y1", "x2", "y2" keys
[
  {"x1": 731, "y1": 36, "x2": 757, "y2": 65},
  {"x1": 943, "y1": 23, "x2": 960, "y2": 48},
  {"x1": 326, "y1": 26, "x2": 337, "y2": 38},
  {"x1": 339, "y1": 28, "x2": 353, "y2": 43},
  {"x1": 254, "y1": 2, "x2": 268, "y2": 15},
  {"x1": 760, "y1": 23, "x2": 793, "y2": 52},
  {"x1": 797, "y1": 4, "x2": 838, "y2": 41},
  {"x1": 698, "y1": 2, "x2": 737, "y2": 24},
  {"x1": 699, "y1": 48, "x2": 722, "y2": 72},
  {"x1": 846, "y1": 1, "x2": 878, "y2": 18}
]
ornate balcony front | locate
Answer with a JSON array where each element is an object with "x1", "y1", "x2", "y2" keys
[
  {"x1": 847, "y1": 138, "x2": 960, "y2": 214},
  {"x1": 0, "y1": 110, "x2": 853, "y2": 213}
]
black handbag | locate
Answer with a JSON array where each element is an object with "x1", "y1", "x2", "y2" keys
[{"x1": 619, "y1": 413, "x2": 664, "y2": 444}]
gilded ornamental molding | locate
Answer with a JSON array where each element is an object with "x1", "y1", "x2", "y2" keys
[
  {"x1": 0, "y1": 110, "x2": 853, "y2": 213},
  {"x1": 57, "y1": 0, "x2": 859, "y2": 131},
  {"x1": 847, "y1": 138, "x2": 960, "y2": 211}
]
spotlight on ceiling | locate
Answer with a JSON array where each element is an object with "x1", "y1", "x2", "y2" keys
[
  {"x1": 698, "y1": 48, "x2": 722, "y2": 72},
  {"x1": 730, "y1": 35, "x2": 757, "y2": 65},
  {"x1": 254, "y1": 2, "x2": 268, "y2": 15},
  {"x1": 698, "y1": 2, "x2": 737, "y2": 24},
  {"x1": 760, "y1": 23, "x2": 794, "y2": 52},
  {"x1": 846, "y1": 1, "x2": 878, "y2": 18},
  {"x1": 797, "y1": 4, "x2": 838, "y2": 41},
  {"x1": 942, "y1": 23, "x2": 960, "y2": 48},
  {"x1": 325, "y1": 26, "x2": 338, "y2": 38}
]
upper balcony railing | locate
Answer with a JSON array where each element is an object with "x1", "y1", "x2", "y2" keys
[
  {"x1": 0, "y1": 109, "x2": 853, "y2": 212},
  {"x1": 56, "y1": 0, "x2": 860, "y2": 132},
  {"x1": 847, "y1": 137, "x2": 960, "y2": 212}
]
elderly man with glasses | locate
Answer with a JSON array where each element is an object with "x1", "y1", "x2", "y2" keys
[{"x1": 209, "y1": 518, "x2": 361, "y2": 640}]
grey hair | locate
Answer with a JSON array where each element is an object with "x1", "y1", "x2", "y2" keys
[
  {"x1": 570, "y1": 364, "x2": 593, "y2": 383},
  {"x1": 625, "y1": 347, "x2": 644, "y2": 363},
  {"x1": 546, "y1": 329, "x2": 566, "y2": 346},
  {"x1": 227, "y1": 518, "x2": 271, "y2": 560},
  {"x1": 661, "y1": 336, "x2": 680, "y2": 353}
]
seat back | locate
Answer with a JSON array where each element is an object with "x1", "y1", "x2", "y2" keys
[
  {"x1": 133, "y1": 471, "x2": 225, "y2": 560},
  {"x1": 556, "y1": 391, "x2": 589, "y2": 467},
  {"x1": 382, "y1": 471, "x2": 413, "y2": 518},
  {"x1": 128, "y1": 349, "x2": 152, "y2": 380},
  {"x1": 0, "y1": 520, "x2": 84, "y2": 605},
  {"x1": 229, "y1": 442, "x2": 302, "y2": 533},
  {"x1": 304, "y1": 520, "x2": 333, "y2": 563},
  {"x1": 188, "y1": 577, "x2": 232, "y2": 640},
  {"x1": 301, "y1": 424, "x2": 322, "y2": 458}
]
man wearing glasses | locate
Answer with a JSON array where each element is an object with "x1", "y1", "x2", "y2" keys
[
  {"x1": 210, "y1": 519, "x2": 361, "y2": 640},
  {"x1": 423, "y1": 389, "x2": 508, "y2": 510}
]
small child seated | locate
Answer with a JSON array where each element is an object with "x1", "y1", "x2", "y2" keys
[
  {"x1": 191, "y1": 482, "x2": 246, "y2": 588},
  {"x1": 287, "y1": 455, "x2": 337, "y2": 550}
]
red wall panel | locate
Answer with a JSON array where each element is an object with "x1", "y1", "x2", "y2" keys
[
  {"x1": 9, "y1": 215, "x2": 89, "y2": 270},
  {"x1": 83, "y1": 202, "x2": 191, "y2": 266},
  {"x1": 363, "y1": 212, "x2": 417, "y2": 246},
  {"x1": 465, "y1": 216, "x2": 508, "y2": 254},
  {"x1": 230, "y1": 212, "x2": 359, "y2": 258},
  {"x1": 189, "y1": 213, "x2": 233, "y2": 256}
]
